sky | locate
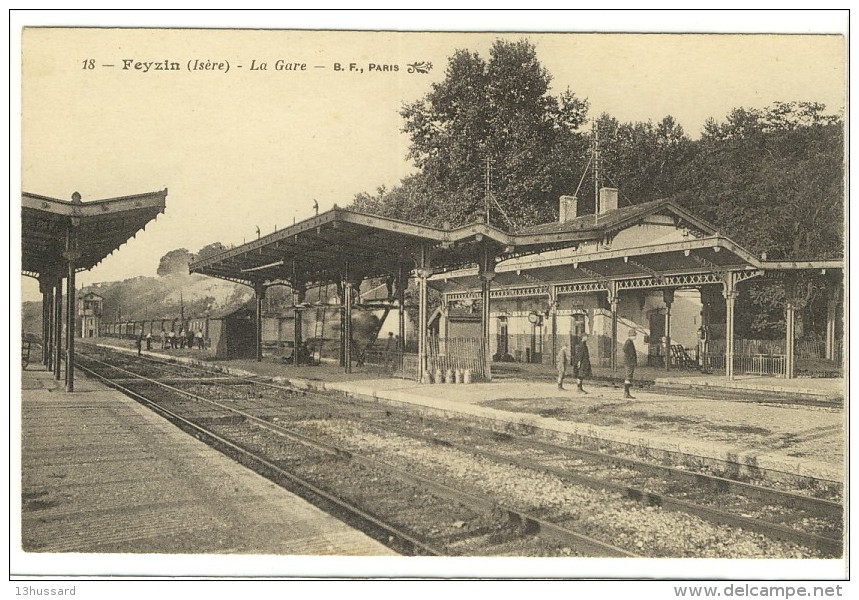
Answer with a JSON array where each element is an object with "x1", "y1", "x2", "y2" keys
[{"x1": 15, "y1": 11, "x2": 847, "y2": 303}]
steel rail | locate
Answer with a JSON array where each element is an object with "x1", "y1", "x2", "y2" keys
[
  {"x1": 303, "y1": 409, "x2": 843, "y2": 557},
  {"x1": 75, "y1": 359, "x2": 440, "y2": 557},
  {"x1": 82, "y1": 344, "x2": 843, "y2": 516},
  {"x1": 81, "y1": 345, "x2": 843, "y2": 506},
  {"x1": 77, "y1": 352, "x2": 637, "y2": 557},
  {"x1": 435, "y1": 435, "x2": 843, "y2": 557}
]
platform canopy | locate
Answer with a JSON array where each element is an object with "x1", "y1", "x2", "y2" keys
[
  {"x1": 429, "y1": 231, "x2": 845, "y2": 294},
  {"x1": 429, "y1": 198, "x2": 844, "y2": 295},
  {"x1": 24, "y1": 188, "x2": 168, "y2": 393},
  {"x1": 21, "y1": 190, "x2": 168, "y2": 278},
  {"x1": 189, "y1": 199, "x2": 730, "y2": 288}
]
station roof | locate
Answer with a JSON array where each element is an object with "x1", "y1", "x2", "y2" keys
[
  {"x1": 189, "y1": 208, "x2": 522, "y2": 288},
  {"x1": 190, "y1": 199, "x2": 843, "y2": 293},
  {"x1": 429, "y1": 233, "x2": 844, "y2": 294},
  {"x1": 22, "y1": 190, "x2": 167, "y2": 278},
  {"x1": 189, "y1": 200, "x2": 717, "y2": 288}
]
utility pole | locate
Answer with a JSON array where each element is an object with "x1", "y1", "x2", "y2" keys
[
  {"x1": 594, "y1": 121, "x2": 600, "y2": 210},
  {"x1": 484, "y1": 156, "x2": 491, "y2": 226}
]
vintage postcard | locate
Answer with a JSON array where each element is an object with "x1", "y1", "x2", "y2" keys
[{"x1": 13, "y1": 11, "x2": 849, "y2": 589}]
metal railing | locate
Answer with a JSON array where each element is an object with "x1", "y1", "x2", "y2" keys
[
  {"x1": 701, "y1": 352, "x2": 786, "y2": 377},
  {"x1": 735, "y1": 353, "x2": 787, "y2": 377}
]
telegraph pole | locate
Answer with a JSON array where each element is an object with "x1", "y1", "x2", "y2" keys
[
  {"x1": 484, "y1": 156, "x2": 491, "y2": 225},
  {"x1": 593, "y1": 119, "x2": 601, "y2": 216}
]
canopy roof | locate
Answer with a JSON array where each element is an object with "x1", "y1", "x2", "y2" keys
[
  {"x1": 191, "y1": 208, "x2": 514, "y2": 287},
  {"x1": 22, "y1": 190, "x2": 167, "y2": 278},
  {"x1": 190, "y1": 199, "x2": 843, "y2": 293},
  {"x1": 429, "y1": 234, "x2": 843, "y2": 294},
  {"x1": 189, "y1": 200, "x2": 722, "y2": 288}
]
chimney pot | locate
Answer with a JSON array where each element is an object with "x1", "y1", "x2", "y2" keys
[{"x1": 599, "y1": 188, "x2": 618, "y2": 214}]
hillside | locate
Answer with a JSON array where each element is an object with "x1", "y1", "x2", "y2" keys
[{"x1": 22, "y1": 273, "x2": 254, "y2": 336}]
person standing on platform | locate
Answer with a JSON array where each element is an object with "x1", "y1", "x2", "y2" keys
[
  {"x1": 160, "y1": 328, "x2": 167, "y2": 350},
  {"x1": 135, "y1": 331, "x2": 143, "y2": 357},
  {"x1": 198, "y1": 329, "x2": 205, "y2": 350},
  {"x1": 573, "y1": 334, "x2": 592, "y2": 394},
  {"x1": 556, "y1": 343, "x2": 570, "y2": 391},
  {"x1": 178, "y1": 327, "x2": 186, "y2": 349},
  {"x1": 623, "y1": 329, "x2": 638, "y2": 399},
  {"x1": 384, "y1": 332, "x2": 396, "y2": 368},
  {"x1": 145, "y1": 332, "x2": 152, "y2": 351},
  {"x1": 187, "y1": 328, "x2": 195, "y2": 350},
  {"x1": 168, "y1": 329, "x2": 175, "y2": 349}
]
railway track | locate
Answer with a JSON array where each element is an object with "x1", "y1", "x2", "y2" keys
[
  {"x1": 76, "y1": 350, "x2": 634, "y2": 557},
  {"x1": 75, "y1": 344, "x2": 844, "y2": 558}
]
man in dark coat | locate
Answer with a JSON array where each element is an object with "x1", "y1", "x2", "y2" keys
[
  {"x1": 573, "y1": 334, "x2": 592, "y2": 394},
  {"x1": 623, "y1": 329, "x2": 638, "y2": 399}
]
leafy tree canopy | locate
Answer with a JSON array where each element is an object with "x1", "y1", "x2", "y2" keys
[
  {"x1": 196, "y1": 241, "x2": 227, "y2": 260},
  {"x1": 156, "y1": 248, "x2": 194, "y2": 277},
  {"x1": 677, "y1": 102, "x2": 843, "y2": 260},
  {"x1": 382, "y1": 39, "x2": 589, "y2": 228}
]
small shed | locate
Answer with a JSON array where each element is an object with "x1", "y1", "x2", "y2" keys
[{"x1": 207, "y1": 304, "x2": 257, "y2": 359}]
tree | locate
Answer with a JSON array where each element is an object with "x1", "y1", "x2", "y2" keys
[
  {"x1": 395, "y1": 38, "x2": 589, "y2": 228},
  {"x1": 582, "y1": 113, "x2": 694, "y2": 212},
  {"x1": 156, "y1": 248, "x2": 194, "y2": 277},
  {"x1": 197, "y1": 242, "x2": 227, "y2": 261},
  {"x1": 677, "y1": 102, "x2": 844, "y2": 339},
  {"x1": 352, "y1": 174, "x2": 476, "y2": 227},
  {"x1": 678, "y1": 102, "x2": 843, "y2": 260}
]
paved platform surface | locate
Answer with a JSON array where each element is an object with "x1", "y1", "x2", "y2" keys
[
  {"x1": 19, "y1": 366, "x2": 396, "y2": 556},
  {"x1": 320, "y1": 378, "x2": 845, "y2": 484},
  {"x1": 654, "y1": 373, "x2": 845, "y2": 399},
  {"x1": 85, "y1": 340, "x2": 847, "y2": 484}
]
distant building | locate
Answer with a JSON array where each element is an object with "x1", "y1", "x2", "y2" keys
[{"x1": 76, "y1": 291, "x2": 104, "y2": 338}]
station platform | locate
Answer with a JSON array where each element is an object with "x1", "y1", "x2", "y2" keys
[
  {"x1": 88, "y1": 340, "x2": 846, "y2": 486},
  {"x1": 18, "y1": 365, "x2": 397, "y2": 556}
]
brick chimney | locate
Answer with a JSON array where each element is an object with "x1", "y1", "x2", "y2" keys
[
  {"x1": 559, "y1": 195, "x2": 578, "y2": 223},
  {"x1": 599, "y1": 187, "x2": 618, "y2": 214}
]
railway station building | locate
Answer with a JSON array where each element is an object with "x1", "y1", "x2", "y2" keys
[{"x1": 188, "y1": 189, "x2": 843, "y2": 384}]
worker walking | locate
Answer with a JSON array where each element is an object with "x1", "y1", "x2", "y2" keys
[
  {"x1": 623, "y1": 329, "x2": 638, "y2": 400},
  {"x1": 573, "y1": 334, "x2": 592, "y2": 394},
  {"x1": 556, "y1": 344, "x2": 570, "y2": 391}
]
